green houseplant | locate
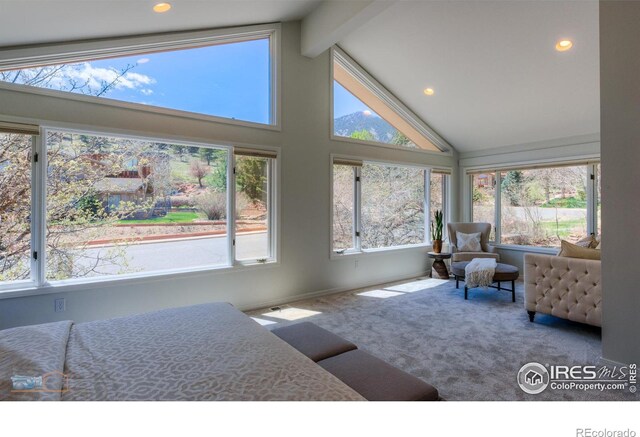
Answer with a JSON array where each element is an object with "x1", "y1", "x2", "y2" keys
[{"x1": 431, "y1": 209, "x2": 444, "y2": 253}]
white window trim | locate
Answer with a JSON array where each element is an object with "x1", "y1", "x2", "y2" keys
[
  {"x1": 468, "y1": 161, "x2": 600, "y2": 250},
  {"x1": 330, "y1": 46, "x2": 452, "y2": 156},
  {"x1": 0, "y1": 123, "x2": 280, "y2": 298},
  {"x1": 329, "y1": 154, "x2": 451, "y2": 259},
  {"x1": 0, "y1": 23, "x2": 281, "y2": 130}
]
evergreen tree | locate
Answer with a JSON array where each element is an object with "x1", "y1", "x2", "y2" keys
[
  {"x1": 209, "y1": 150, "x2": 228, "y2": 191},
  {"x1": 199, "y1": 148, "x2": 215, "y2": 166},
  {"x1": 236, "y1": 157, "x2": 267, "y2": 201},
  {"x1": 501, "y1": 170, "x2": 525, "y2": 206}
]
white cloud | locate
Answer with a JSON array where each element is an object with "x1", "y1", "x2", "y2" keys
[
  {"x1": 137, "y1": 58, "x2": 150, "y2": 64},
  {"x1": 60, "y1": 63, "x2": 156, "y2": 94},
  {"x1": 140, "y1": 88, "x2": 154, "y2": 96}
]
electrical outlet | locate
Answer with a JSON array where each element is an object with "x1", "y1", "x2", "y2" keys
[{"x1": 54, "y1": 298, "x2": 65, "y2": 313}]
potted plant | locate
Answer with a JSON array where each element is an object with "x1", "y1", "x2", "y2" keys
[{"x1": 431, "y1": 209, "x2": 444, "y2": 253}]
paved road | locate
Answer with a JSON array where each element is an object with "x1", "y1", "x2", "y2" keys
[
  {"x1": 475, "y1": 206, "x2": 587, "y2": 220},
  {"x1": 80, "y1": 232, "x2": 268, "y2": 274}
]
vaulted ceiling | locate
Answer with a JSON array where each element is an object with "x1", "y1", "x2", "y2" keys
[
  {"x1": 0, "y1": 0, "x2": 321, "y2": 46},
  {"x1": 0, "y1": 0, "x2": 600, "y2": 153},
  {"x1": 337, "y1": 1, "x2": 600, "y2": 152}
]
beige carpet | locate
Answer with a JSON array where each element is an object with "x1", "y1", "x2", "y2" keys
[{"x1": 247, "y1": 277, "x2": 638, "y2": 401}]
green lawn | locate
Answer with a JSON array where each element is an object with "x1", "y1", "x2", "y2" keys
[
  {"x1": 118, "y1": 211, "x2": 202, "y2": 224},
  {"x1": 541, "y1": 196, "x2": 587, "y2": 209},
  {"x1": 540, "y1": 219, "x2": 586, "y2": 238}
]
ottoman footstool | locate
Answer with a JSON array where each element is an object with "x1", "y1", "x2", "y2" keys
[
  {"x1": 318, "y1": 350, "x2": 439, "y2": 401},
  {"x1": 271, "y1": 321, "x2": 357, "y2": 362},
  {"x1": 451, "y1": 261, "x2": 519, "y2": 302}
]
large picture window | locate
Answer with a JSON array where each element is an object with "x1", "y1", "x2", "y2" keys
[
  {"x1": 470, "y1": 163, "x2": 600, "y2": 248},
  {"x1": 0, "y1": 124, "x2": 277, "y2": 291},
  {"x1": 332, "y1": 157, "x2": 449, "y2": 254},
  {"x1": 0, "y1": 25, "x2": 277, "y2": 126}
]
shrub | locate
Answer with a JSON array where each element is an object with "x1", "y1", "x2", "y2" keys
[
  {"x1": 170, "y1": 196, "x2": 195, "y2": 208},
  {"x1": 235, "y1": 191, "x2": 250, "y2": 219},
  {"x1": 195, "y1": 190, "x2": 226, "y2": 220}
]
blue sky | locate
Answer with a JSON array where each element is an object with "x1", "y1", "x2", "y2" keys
[
  {"x1": 333, "y1": 81, "x2": 373, "y2": 119},
  {"x1": 17, "y1": 38, "x2": 271, "y2": 125}
]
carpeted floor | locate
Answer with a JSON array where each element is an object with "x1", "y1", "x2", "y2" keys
[{"x1": 247, "y1": 277, "x2": 638, "y2": 401}]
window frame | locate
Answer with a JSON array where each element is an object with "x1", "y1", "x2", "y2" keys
[
  {"x1": 330, "y1": 46, "x2": 452, "y2": 156},
  {"x1": 0, "y1": 122, "x2": 279, "y2": 298},
  {"x1": 468, "y1": 161, "x2": 600, "y2": 250},
  {"x1": 232, "y1": 150, "x2": 278, "y2": 264},
  {"x1": 330, "y1": 154, "x2": 451, "y2": 258},
  {"x1": 0, "y1": 23, "x2": 281, "y2": 130}
]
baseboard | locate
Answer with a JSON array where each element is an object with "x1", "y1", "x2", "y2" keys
[{"x1": 238, "y1": 270, "x2": 430, "y2": 313}]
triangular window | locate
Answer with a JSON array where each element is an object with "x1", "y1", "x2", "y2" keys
[{"x1": 332, "y1": 47, "x2": 449, "y2": 153}]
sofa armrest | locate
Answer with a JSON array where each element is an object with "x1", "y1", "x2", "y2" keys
[
  {"x1": 450, "y1": 243, "x2": 458, "y2": 253},
  {"x1": 486, "y1": 245, "x2": 498, "y2": 254}
]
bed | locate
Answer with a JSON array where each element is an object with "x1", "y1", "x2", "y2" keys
[{"x1": 0, "y1": 303, "x2": 364, "y2": 401}]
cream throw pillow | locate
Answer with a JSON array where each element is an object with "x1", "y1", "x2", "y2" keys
[
  {"x1": 575, "y1": 235, "x2": 597, "y2": 248},
  {"x1": 558, "y1": 240, "x2": 601, "y2": 260},
  {"x1": 456, "y1": 231, "x2": 482, "y2": 252}
]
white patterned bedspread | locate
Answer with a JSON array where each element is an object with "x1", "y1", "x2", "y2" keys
[{"x1": 1, "y1": 303, "x2": 364, "y2": 401}]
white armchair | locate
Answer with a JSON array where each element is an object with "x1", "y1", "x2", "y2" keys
[{"x1": 447, "y1": 222, "x2": 500, "y2": 263}]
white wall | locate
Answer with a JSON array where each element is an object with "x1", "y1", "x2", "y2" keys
[
  {"x1": 599, "y1": 1, "x2": 640, "y2": 364},
  {"x1": 0, "y1": 21, "x2": 457, "y2": 329}
]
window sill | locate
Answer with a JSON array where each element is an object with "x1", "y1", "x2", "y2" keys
[
  {"x1": 0, "y1": 82, "x2": 281, "y2": 133},
  {"x1": 493, "y1": 244, "x2": 559, "y2": 255},
  {"x1": 0, "y1": 260, "x2": 279, "y2": 300},
  {"x1": 331, "y1": 243, "x2": 431, "y2": 260},
  {"x1": 330, "y1": 134, "x2": 451, "y2": 156}
]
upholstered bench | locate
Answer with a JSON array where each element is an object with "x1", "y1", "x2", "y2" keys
[
  {"x1": 271, "y1": 322, "x2": 440, "y2": 401},
  {"x1": 318, "y1": 350, "x2": 440, "y2": 401},
  {"x1": 271, "y1": 322, "x2": 357, "y2": 362}
]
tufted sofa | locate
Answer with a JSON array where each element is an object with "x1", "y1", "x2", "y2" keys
[{"x1": 524, "y1": 253, "x2": 602, "y2": 327}]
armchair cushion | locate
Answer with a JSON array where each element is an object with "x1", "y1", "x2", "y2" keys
[{"x1": 452, "y1": 252, "x2": 500, "y2": 262}]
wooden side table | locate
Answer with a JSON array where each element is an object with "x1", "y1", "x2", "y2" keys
[{"x1": 428, "y1": 252, "x2": 452, "y2": 279}]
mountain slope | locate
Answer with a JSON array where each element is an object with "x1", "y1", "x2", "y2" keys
[{"x1": 333, "y1": 112, "x2": 397, "y2": 142}]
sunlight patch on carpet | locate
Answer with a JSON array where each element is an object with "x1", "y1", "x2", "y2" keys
[
  {"x1": 261, "y1": 307, "x2": 322, "y2": 321},
  {"x1": 357, "y1": 289, "x2": 405, "y2": 299},
  {"x1": 251, "y1": 317, "x2": 277, "y2": 326},
  {"x1": 385, "y1": 278, "x2": 449, "y2": 293}
]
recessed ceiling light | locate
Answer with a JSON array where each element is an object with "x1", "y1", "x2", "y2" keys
[
  {"x1": 423, "y1": 88, "x2": 434, "y2": 96},
  {"x1": 555, "y1": 39, "x2": 573, "y2": 52},
  {"x1": 153, "y1": 2, "x2": 172, "y2": 13}
]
